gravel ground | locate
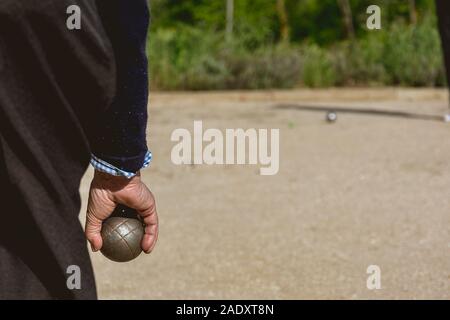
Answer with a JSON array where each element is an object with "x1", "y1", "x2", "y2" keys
[{"x1": 79, "y1": 88, "x2": 450, "y2": 299}]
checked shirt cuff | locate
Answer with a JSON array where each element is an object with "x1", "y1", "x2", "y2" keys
[{"x1": 90, "y1": 151, "x2": 152, "y2": 179}]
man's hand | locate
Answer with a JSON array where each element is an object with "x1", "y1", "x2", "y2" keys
[{"x1": 85, "y1": 171, "x2": 158, "y2": 254}]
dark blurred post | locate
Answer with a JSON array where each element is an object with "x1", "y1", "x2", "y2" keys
[
  {"x1": 226, "y1": 0, "x2": 234, "y2": 41},
  {"x1": 337, "y1": 0, "x2": 355, "y2": 40},
  {"x1": 436, "y1": 0, "x2": 450, "y2": 109}
]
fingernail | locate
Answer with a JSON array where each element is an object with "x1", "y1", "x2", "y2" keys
[{"x1": 91, "y1": 244, "x2": 98, "y2": 252}]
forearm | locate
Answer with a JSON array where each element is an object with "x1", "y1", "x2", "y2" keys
[{"x1": 91, "y1": 0, "x2": 150, "y2": 174}]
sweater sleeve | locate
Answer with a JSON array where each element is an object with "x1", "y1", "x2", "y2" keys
[{"x1": 91, "y1": 0, "x2": 150, "y2": 173}]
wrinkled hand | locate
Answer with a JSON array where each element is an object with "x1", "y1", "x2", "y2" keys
[{"x1": 85, "y1": 170, "x2": 158, "y2": 254}]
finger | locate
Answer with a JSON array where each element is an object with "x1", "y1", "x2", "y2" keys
[
  {"x1": 141, "y1": 209, "x2": 158, "y2": 253},
  {"x1": 85, "y1": 191, "x2": 116, "y2": 252},
  {"x1": 132, "y1": 188, "x2": 158, "y2": 253},
  {"x1": 85, "y1": 213, "x2": 103, "y2": 252},
  {"x1": 115, "y1": 185, "x2": 158, "y2": 253}
]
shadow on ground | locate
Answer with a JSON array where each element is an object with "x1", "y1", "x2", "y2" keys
[{"x1": 274, "y1": 104, "x2": 444, "y2": 122}]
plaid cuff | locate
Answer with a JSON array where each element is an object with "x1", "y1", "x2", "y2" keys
[{"x1": 90, "y1": 151, "x2": 152, "y2": 179}]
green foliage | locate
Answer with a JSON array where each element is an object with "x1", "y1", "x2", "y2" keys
[
  {"x1": 287, "y1": 0, "x2": 345, "y2": 45},
  {"x1": 383, "y1": 16, "x2": 446, "y2": 86},
  {"x1": 150, "y1": 0, "x2": 278, "y2": 42},
  {"x1": 334, "y1": 35, "x2": 388, "y2": 86},
  {"x1": 300, "y1": 44, "x2": 336, "y2": 87},
  {"x1": 332, "y1": 12, "x2": 445, "y2": 87},
  {"x1": 148, "y1": 26, "x2": 226, "y2": 90},
  {"x1": 148, "y1": 1, "x2": 446, "y2": 90},
  {"x1": 222, "y1": 44, "x2": 302, "y2": 89},
  {"x1": 148, "y1": 27, "x2": 302, "y2": 90}
]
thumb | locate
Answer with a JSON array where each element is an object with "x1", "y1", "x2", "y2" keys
[{"x1": 85, "y1": 190, "x2": 116, "y2": 252}]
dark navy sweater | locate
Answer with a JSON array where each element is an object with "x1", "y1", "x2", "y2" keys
[{"x1": 92, "y1": 0, "x2": 150, "y2": 173}]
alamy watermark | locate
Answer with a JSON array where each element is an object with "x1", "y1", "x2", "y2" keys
[
  {"x1": 171, "y1": 121, "x2": 280, "y2": 175},
  {"x1": 66, "y1": 5, "x2": 81, "y2": 30},
  {"x1": 366, "y1": 265, "x2": 381, "y2": 290},
  {"x1": 66, "y1": 265, "x2": 81, "y2": 290},
  {"x1": 65, "y1": 4, "x2": 382, "y2": 31},
  {"x1": 366, "y1": 5, "x2": 381, "y2": 30}
]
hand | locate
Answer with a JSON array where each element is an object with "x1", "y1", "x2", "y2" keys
[{"x1": 85, "y1": 170, "x2": 158, "y2": 254}]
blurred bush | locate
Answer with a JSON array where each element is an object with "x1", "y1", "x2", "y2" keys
[
  {"x1": 148, "y1": 27, "x2": 302, "y2": 90},
  {"x1": 383, "y1": 16, "x2": 446, "y2": 86},
  {"x1": 148, "y1": 26, "x2": 226, "y2": 90},
  {"x1": 148, "y1": 14, "x2": 446, "y2": 90},
  {"x1": 300, "y1": 44, "x2": 336, "y2": 87},
  {"x1": 333, "y1": 34, "x2": 388, "y2": 86},
  {"x1": 222, "y1": 45, "x2": 302, "y2": 89}
]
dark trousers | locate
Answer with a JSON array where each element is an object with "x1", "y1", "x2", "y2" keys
[
  {"x1": 0, "y1": 1, "x2": 115, "y2": 299},
  {"x1": 437, "y1": 0, "x2": 450, "y2": 96}
]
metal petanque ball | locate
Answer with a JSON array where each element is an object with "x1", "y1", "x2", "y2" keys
[
  {"x1": 444, "y1": 113, "x2": 450, "y2": 123},
  {"x1": 100, "y1": 205, "x2": 144, "y2": 263},
  {"x1": 326, "y1": 111, "x2": 337, "y2": 123}
]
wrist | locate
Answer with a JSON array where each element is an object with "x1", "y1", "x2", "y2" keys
[
  {"x1": 90, "y1": 151, "x2": 152, "y2": 179},
  {"x1": 93, "y1": 170, "x2": 141, "y2": 191}
]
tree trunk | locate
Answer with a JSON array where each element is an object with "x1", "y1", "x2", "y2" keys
[
  {"x1": 337, "y1": 0, "x2": 355, "y2": 40},
  {"x1": 226, "y1": 0, "x2": 234, "y2": 41},
  {"x1": 276, "y1": 0, "x2": 290, "y2": 42},
  {"x1": 409, "y1": 0, "x2": 417, "y2": 25}
]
